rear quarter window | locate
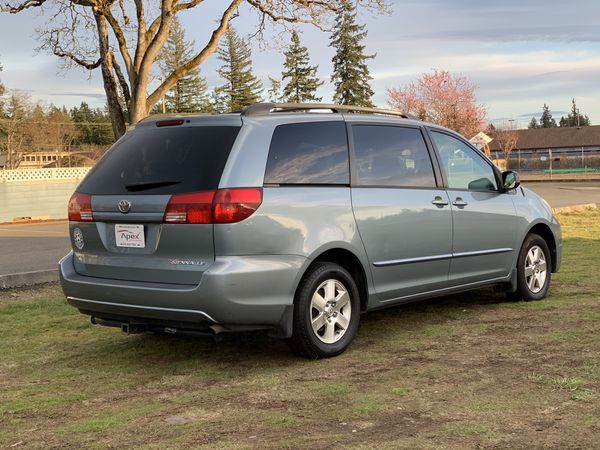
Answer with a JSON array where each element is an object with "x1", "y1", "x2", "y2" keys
[
  {"x1": 78, "y1": 126, "x2": 241, "y2": 195},
  {"x1": 264, "y1": 121, "x2": 349, "y2": 185}
]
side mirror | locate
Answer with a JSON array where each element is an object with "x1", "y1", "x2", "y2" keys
[{"x1": 502, "y1": 170, "x2": 521, "y2": 191}]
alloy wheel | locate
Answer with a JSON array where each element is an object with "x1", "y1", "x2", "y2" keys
[{"x1": 310, "y1": 279, "x2": 352, "y2": 344}]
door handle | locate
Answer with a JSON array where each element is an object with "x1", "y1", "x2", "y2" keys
[
  {"x1": 431, "y1": 196, "x2": 449, "y2": 207},
  {"x1": 452, "y1": 197, "x2": 468, "y2": 207}
]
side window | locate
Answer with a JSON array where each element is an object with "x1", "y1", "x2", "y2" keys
[
  {"x1": 430, "y1": 131, "x2": 498, "y2": 191},
  {"x1": 352, "y1": 125, "x2": 436, "y2": 187},
  {"x1": 264, "y1": 121, "x2": 349, "y2": 184}
]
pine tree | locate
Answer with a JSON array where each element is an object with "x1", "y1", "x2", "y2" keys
[
  {"x1": 281, "y1": 31, "x2": 323, "y2": 103},
  {"x1": 559, "y1": 98, "x2": 590, "y2": 127},
  {"x1": 217, "y1": 28, "x2": 263, "y2": 111},
  {"x1": 540, "y1": 104, "x2": 557, "y2": 128},
  {"x1": 267, "y1": 77, "x2": 284, "y2": 103},
  {"x1": 157, "y1": 17, "x2": 210, "y2": 113},
  {"x1": 70, "y1": 102, "x2": 114, "y2": 145},
  {"x1": 209, "y1": 87, "x2": 228, "y2": 114},
  {"x1": 330, "y1": 0, "x2": 375, "y2": 107},
  {"x1": 528, "y1": 117, "x2": 540, "y2": 129}
]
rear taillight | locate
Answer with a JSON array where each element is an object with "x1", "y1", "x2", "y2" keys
[
  {"x1": 213, "y1": 188, "x2": 262, "y2": 224},
  {"x1": 164, "y1": 191, "x2": 216, "y2": 224},
  {"x1": 163, "y1": 188, "x2": 262, "y2": 224},
  {"x1": 68, "y1": 192, "x2": 94, "y2": 222}
]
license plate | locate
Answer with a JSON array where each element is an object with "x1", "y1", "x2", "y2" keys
[{"x1": 115, "y1": 224, "x2": 145, "y2": 248}]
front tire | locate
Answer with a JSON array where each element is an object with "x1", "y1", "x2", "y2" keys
[
  {"x1": 509, "y1": 233, "x2": 551, "y2": 301},
  {"x1": 289, "y1": 262, "x2": 360, "y2": 359}
]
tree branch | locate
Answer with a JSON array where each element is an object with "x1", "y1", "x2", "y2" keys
[
  {"x1": 101, "y1": 4, "x2": 134, "y2": 79},
  {"x1": 94, "y1": 11, "x2": 126, "y2": 137},
  {"x1": 246, "y1": 0, "x2": 326, "y2": 25},
  {"x1": 3, "y1": 0, "x2": 47, "y2": 13},
  {"x1": 54, "y1": 49, "x2": 101, "y2": 69},
  {"x1": 147, "y1": 0, "x2": 243, "y2": 109},
  {"x1": 174, "y1": 0, "x2": 204, "y2": 12},
  {"x1": 133, "y1": 0, "x2": 147, "y2": 74},
  {"x1": 137, "y1": 0, "x2": 175, "y2": 88},
  {"x1": 110, "y1": 52, "x2": 131, "y2": 108},
  {"x1": 144, "y1": 16, "x2": 161, "y2": 48}
]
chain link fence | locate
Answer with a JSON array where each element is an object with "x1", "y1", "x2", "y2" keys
[{"x1": 492, "y1": 147, "x2": 600, "y2": 179}]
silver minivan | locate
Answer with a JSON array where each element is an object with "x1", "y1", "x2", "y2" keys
[{"x1": 60, "y1": 103, "x2": 561, "y2": 358}]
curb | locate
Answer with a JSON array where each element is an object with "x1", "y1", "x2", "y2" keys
[
  {"x1": 0, "y1": 270, "x2": 59, "y2": 289},
  {"x1": 552, "y1": 203, "x2": 598, "y2": 214},
  {"x1": 0, "y1": 218, "x2": 67, "y2": 226}
]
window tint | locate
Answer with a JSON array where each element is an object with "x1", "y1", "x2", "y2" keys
[
  {"x1": 78, "y1": 126, "x2": 240, "y2": 195},
  {"x1": 264, "y1": 122, "x2": 349, "y2": 185},
  {"x1": 431, "y1": 131, "x2": 497, "y2": 191},
  {"x1": 352, "y1": 125, "x2": 436, "y2": 187}
]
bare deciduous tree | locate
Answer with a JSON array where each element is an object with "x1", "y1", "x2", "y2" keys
[
  {"x1": 2, "y1": 0, "x2": 387, "y2": 139},
  {"x1": 493, "y1": 124, "x2": 520, "y2": 168}
]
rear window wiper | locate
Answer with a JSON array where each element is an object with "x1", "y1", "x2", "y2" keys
[{"x1": 125, "y1": 180, "x2": 182, "y2": 192}]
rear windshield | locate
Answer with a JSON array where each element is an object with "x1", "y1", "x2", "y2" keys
[{"x1": 78, "y1": 126, "x2": 240, "y2": 195}]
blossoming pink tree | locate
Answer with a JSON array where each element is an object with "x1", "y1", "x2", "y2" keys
[{"x1": 387, "y1": 69, "x2": 487, "y2": 138}]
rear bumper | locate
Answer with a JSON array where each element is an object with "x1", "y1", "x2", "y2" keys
[{"x1": 59, "y1": 252, "x2": 306, "y2": 335}]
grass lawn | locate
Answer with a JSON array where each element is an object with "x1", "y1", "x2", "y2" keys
[{"x1": 1, "y1": 211, "x2": 599, "y2": 449}]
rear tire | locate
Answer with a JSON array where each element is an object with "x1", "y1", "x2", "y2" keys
[
  {"x1": 508, "y1": 233, "x2": 551, "y2": 301},
  {"x1": 288, "y1": 262, "x2": 360, "y2": 359}
]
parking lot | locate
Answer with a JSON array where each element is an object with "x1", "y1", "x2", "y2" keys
[
  {"x1": 0, "y1": 221, "x2": 69, "y2": 275},
  {"x1": 525, "y1": 181, "x2": 600, "y2": 208}
]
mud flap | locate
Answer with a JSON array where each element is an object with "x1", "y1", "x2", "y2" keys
[
  {"x1": 493, "y1": 268, "x2": 518, "y2": 293},
  {"x1": 269, "y1": 304, "x2": 294, "y2": 339}
]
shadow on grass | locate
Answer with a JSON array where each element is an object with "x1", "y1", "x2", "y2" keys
[
  {"x1": 54, "y1": 232, "x2": 597, "y2": 373},
  {"x1": 58, "y1": 287, "x2": 508, "y2": 377}
]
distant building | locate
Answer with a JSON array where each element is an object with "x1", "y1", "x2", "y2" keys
[
  {"x1": 19, "y1": 151, "x2": 74, "y2": 169},
  {"x1": 489, "y1": 126, "x2": 600, "y2": 171}
]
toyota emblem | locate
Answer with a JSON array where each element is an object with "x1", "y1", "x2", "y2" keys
[{"x1": 118, "y1": 199, "x2": 132, "y2": 214}]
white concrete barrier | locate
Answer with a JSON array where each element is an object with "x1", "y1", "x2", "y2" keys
[{"x1": 0, "y1": 167, "x2": 90, "y2": 223}]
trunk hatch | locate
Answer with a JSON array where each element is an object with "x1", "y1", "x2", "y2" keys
[{"x1": 71, "y1": 122, "x2": 241, "y2": 285}]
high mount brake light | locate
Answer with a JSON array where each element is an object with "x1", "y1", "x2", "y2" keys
[
  {"x1": 163, "y1": 188, "x2": 263, "y2": 224},
  {"x1": 156, "y1": 119, "x2": 185, "y2": 127},
  {"x1": 68, "y1": 192, "x2": 94, "y2": 222}
]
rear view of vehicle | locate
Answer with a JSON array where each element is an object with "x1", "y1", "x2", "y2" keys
[
  {"x1": 69, "y1": 117, "x2": 241, "y2": 282},
  {"x1": 60, "y1": 115, "x2": 285, "y2": 336}
]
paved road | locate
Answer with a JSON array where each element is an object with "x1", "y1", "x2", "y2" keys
[
  {"x1": 523, "y1": 181, "x2": 600, "y2": 208},
  {"x1": 0, "y1": 221, "x2": 69, "y2": 275},
  {"x1": 1, "y1": 181, "x2": 599, "y2": 277}
]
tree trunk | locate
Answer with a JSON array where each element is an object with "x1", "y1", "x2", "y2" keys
[
  {"x1": 94, "y1": 13, "x2": 127, "y2": 139},
  {"x1": 131, "y1": 80, "x2": 149, "y2": 124}
]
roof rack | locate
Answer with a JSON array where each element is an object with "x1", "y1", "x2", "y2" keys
[{"x1": 242, "y1": 103, "x2": 419, "y2": 120}]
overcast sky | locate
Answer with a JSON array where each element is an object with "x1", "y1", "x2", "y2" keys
[{"x1": 1, "y1": 0, "x2": 599, "y2": 127}]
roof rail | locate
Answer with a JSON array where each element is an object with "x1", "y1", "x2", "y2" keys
[{"x1": 241, "y1": 103, "x2": 418, "y2": 120}]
